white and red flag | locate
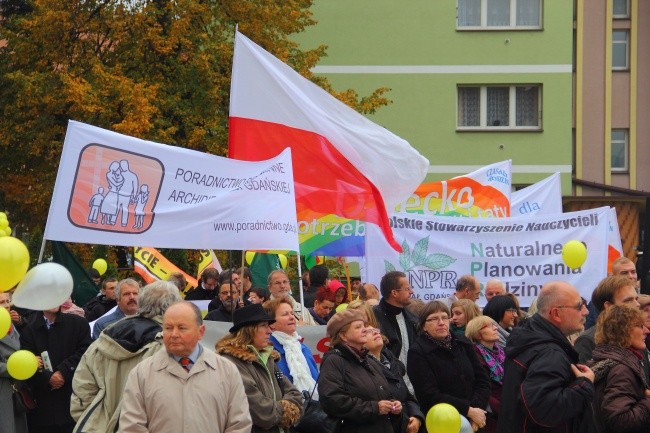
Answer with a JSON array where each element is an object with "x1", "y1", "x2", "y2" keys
[{"x1": 228, "y1": 31, "x2": 429, "y2": 253}]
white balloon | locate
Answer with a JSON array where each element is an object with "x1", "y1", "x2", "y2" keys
[
  {"x1": 459, "y1": 415, "x2": 473, "y2": 433},
  {"x1": 12, "y1": 263, "x2": 73, "y2": 310}
]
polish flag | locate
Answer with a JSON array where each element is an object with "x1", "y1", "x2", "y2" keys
[{"x1": 228, "y1": 32, "x2": 429, "y2": 252}]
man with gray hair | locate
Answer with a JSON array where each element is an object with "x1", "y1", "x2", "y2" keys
[
  {"x1": 92, "y1": 278, "x2": 140, "y2": 339},
  {"x1": 497, "y1": 281, "x2": 595, "y2": 433},
  {"x1": 70, "y1": 281, "x2": 182, "y2": 433},
  {"x1": 484, "y1": 279, "x2": 506, "y2": 302}
]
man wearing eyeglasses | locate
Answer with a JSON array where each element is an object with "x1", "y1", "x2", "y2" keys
[
  {"x1": 204, "y1": 282, "x2": 241, "y2": 322},
  {"x1": 497, "y1": 281, "x2": 595, "y2": 433},
  {"x1": 267, "y1": 270, "x2": 303, "y2": 320}
]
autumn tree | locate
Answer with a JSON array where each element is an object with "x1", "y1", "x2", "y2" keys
[{"x1": 0, "y1": 0, "x2": 390, "y2": 235}]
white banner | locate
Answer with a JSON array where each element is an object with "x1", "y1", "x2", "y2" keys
[
  {"x1": 45, "y1": 121, "x2": 299, "y2": 251},
  {"x1": 510, "y1": 172, "x2": 562, "y2": 217},
  {"x1": 367, "y1": 207, "x2": 611, "y2": 307}
]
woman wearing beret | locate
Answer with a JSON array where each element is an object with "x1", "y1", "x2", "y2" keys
[
  {"x1": 319, "y1": 309, "x2": 402, "y2": 433},
  {"x1": 216, "y1": 304, "x2": 303, "y2": 433}
]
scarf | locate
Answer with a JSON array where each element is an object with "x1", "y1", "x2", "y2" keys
[
  {"x1": 475, "y1": 343, "x2": 505, "y2": 384},
  {"x1": 425, "y1": 332, "x2": 453, "y2": 350},
  {"x1": 272, "y1": 331, "x2": 318, "y2": 399}
]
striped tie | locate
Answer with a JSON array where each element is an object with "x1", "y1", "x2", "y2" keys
[{"x1": 179, "y1": 357, "x2": 191, "y2": 372}]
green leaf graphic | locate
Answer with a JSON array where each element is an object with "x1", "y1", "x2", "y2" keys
[
  {"x1": 384, "y1": 260, "x2": 396, "y2": 273},
  {"x1": 399, "y1": 240, "x2": 411, "y2": 271},
  {"x1": 411, "y1": 236, "x2": 429, "y2": 266},
  {"x1": 424, "y1": 254, "x2": 456, "y2": 270}
]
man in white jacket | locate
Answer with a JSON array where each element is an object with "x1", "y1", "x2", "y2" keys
[{"x1": 119, "y1": 301, "x2": 252, "y2": 433}]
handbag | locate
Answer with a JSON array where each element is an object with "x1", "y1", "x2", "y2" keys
[
  {"x1": 292, "y1": 382, "x2": 343, "y2": 433},
  {"x1": 12, "y1": 382, "x2": 37, "y2": 414}
]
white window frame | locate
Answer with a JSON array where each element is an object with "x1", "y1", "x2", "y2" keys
[
  {"x1": 457, "y1": 0, "x2": 543, "y2": 30},
  {"x1": 456, "y1": 84, "x2": 542, "y2": 131},
  {"x1": 613, "y1": 0, "x2": 630, "y2": 19},
  {"x1": 612, "y1": 30, "x2": 629, "y2": 70},
  {"x1": 611, "y1": 129, "x2": 629, "y2": 172}
]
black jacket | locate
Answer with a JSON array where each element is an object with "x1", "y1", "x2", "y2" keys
[
  {"x1": 204, "y1": 305, "x2": 236, "y2": 322},
  {"x1": 20, "y1": 311, "x2": 92, "y2": 427},
  {"x1": 372, "y1": 348, "x2": 425, "y2": 433},
  {"x1": 496, "y1": 314, "x2": 595, "y2": 433},
  {"x1": 407, "y1": 332, "x2": 490, "y2": 417},
  {"x1": 373, "y1": 299, "x2": 418, "y2": 360},
  {"x1": 184, "y1": 285, "x2": 217, "y2": 301},
  {"x1": 83, "y1": 295, "x2": 116, "y2": 322},
  {"x1": 319, "y1": 345, "x2": 394, "y2": 433}
]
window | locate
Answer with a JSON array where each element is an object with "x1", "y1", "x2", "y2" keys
[
  {"x1": 612, "y1": 30, "x2": 629, "y2": 70},
  {"x1": 458, "y1": 0, "x2": 541, "y2": 29},
  {"x1": 613, "y1": 0, "x2": 629, "y2": 18},
  {"x1": 611, "y1": 129, "x2": 628, "y2": 172},
  {"x1": 457, "y1": 85, "x2": 541, "y2": 130}
]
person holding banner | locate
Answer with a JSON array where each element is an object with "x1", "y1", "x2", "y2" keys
[{"x1": 407, "y1": 301, "x2": 489, "y2": 431}]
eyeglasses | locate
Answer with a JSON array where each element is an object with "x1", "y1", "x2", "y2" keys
[
  {"x1": 425, "y1": 316, "x2": 450, "y2": 323},
  {"x1": 366, "y1": 328, "x2": 381, "y2": 335},
  {"x1": 505, "y1": 308, "x2": 518, "y2": 314},
  {"x1": 555, "y1": 300, "x2": 587, "y2": 311},
  {"x1": 480, "y1": 323, "x2": 498, "y2": 330},
  {"x1": 272, "y1": 280, "x2": 290, "y2": 286}
]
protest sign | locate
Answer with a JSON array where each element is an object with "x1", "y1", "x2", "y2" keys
[
  {"x1": 510, "y1": 172, "x2": 562, "y2": 217},
  {"x1": 367, "y1": 207, "x2": 610, "y2": 306},
  {"x1": 44, "y1": 121, "x2": 299, "y2": 252}
]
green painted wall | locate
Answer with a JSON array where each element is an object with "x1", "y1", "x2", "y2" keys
[{"x1": 294, "y1": 0, "x2": 575, "y2": 192}]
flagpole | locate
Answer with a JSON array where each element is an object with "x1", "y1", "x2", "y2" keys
[
  {"x1": 297, "y1": 253, "x2": 305, "y2": 321},
  {"x1": 239, "y1": 251, "x2": 246, "y2": 307},
  {"x1": 38, "y1": 237, "x2": 47, "y2": 263}
]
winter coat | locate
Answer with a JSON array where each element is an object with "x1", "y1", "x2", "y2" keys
[
  {"x1": 83, "y1": 296, "x2": 117, "y2": 322},
  {"x1": 573, "y1": 326, "x2": 596, "y2": 364},
  {"x1": 119, "y1": 344, "x2": 252, "y2": 433},
  {"x1": 318, "y1": 344, "x2": 395, "y2": 433},
  {"x1": 19, "y1": 311, "x2": 92, "y2": 428},
  {"x1": 496, "y1": 314, "x2": 595, "y2": 433},
  {"x1": 371, "y1": 348, "x2": 425, "y2": 433},
  {"x1": 71, "y1": 315, "x2": 164, "y2": 433},
  {"x1": 216, "y1": 337, "x2": 303, "y2": 433},
  {"x1": 590, "y1": 344, "x2": 650, "y2": 433},
  {"x1": 0, "y1": 326, "x2": 28, "y2": 433},
  {"x1": 373, "y1": 299, "x2": 418, "y2": 360},
  {"x1": 407, "y1": 333, "x2": 490, "y2": 417}
]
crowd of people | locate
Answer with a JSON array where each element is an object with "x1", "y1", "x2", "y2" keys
[{"x1": 0, "y1": 256, "x2": 649, "y2": 433}]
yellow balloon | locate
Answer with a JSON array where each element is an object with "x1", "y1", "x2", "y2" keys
[
  {"x1": 0, "y1": 219, "x2": 7, "y2": 229},
  {"x1": 245, "y1": 251, "x2": 256, "y2": 266},
  {"x1": 335, "y1": 303, "x2": 348, "y2": 313},
  {"x1": 426, "y1": 403, "x2": 461, "y2": 433},
  {"x1": 279, "y1": 254, "x2": 288, "y2": 269},
  {"x1": 7, "y1": 350, "x2": 39, "y2": 380},
  {"x1": 0, "y1": 212, "x2": 6, "y2": 220},
  {"x1": 0, "y1": 236, "x2": 30, "y2": 292},
  {"x1": 0, "y1": 307, "x2": 10, "y2": 339},
  {"x1": 4, "y1": 226, "x2": 11, "y2": 236},
  {"x1": 562, "y1": 240, "x2": 588, "y2": 269},
  {"x1": 92, "y1": 258, "x2": 108, "y2": 276},
  {"x1": 0, "y1": 231, "x2": 5, "y2": 238}
]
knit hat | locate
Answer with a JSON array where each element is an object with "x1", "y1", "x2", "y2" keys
[{"x1": 326, "y1": 309, "x2": 366, "y2": 338}]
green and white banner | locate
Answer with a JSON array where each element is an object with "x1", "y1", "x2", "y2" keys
[{"x1": 367, "y1": 207, "x2": 610, "y2": 307}]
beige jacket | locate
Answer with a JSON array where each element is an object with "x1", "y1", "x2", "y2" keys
[{"x1": 119, "y1": 345, "x2": 252, "y2": 433}]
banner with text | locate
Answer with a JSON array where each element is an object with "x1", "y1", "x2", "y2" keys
[
  {"x1": 44, "y1": 121, "x2": 299, "y2": 251},
  {"x1": 395, "y1": 160, "x2": 512, "y2": 217},
  {"x1": 366, "y1": 207, "x2": 610, "y2": 306},
  {"x1": 133, "y1": 247, "x2": 197, "y2": 294},
  {"x1": 510, "y1": 173, "x2": 562, "y2": 217}
]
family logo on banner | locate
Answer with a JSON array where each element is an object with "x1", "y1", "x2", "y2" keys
[
  {"x1": 228, "y1": 32, "x2": 429, "y2": 257},
  {"x1": 395, "y1": 160, "x2": 512, "y2": 218},
  {"x1": 510, "y1": 172, "x2": 562, "y2": 217},
  {"x1": 44, "y1": 121, "x2": 299, "y2": 252},
  {"x1": 366, "y1": 207, "x2": 610, "y2": 307}
]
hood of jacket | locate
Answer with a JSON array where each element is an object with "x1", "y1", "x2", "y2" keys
[
  {"x1": 505, "y1": 313, "x2": 578, "y2": 362},
  {"x1": 215, "y1": 337, "x2": 280, "y2": 363},
  {"x1": 96, "y1": 315, "x2": 162, "y2": 360}
]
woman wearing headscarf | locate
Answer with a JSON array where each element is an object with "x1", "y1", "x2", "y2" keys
[
  {"x1": 216, "y1": 304, "x2": 303, "y2": 433},
  {"x1": 319, "y1": 309, "x2": 401, "y2": 433}
]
